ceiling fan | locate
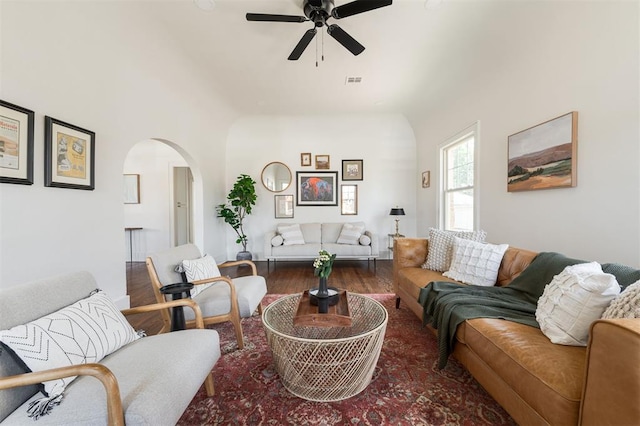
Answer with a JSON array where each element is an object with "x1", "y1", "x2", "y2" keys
[{"x1": 246, "y1": 0, "x2": 393, "y2": 61}]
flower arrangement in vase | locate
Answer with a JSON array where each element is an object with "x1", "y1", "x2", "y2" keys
[{"x1": 311, "y1": 250, "x2": 339, "y2": 313}]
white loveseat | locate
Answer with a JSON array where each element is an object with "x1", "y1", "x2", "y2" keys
[{"x1": 264, "y1": 222, "x2": 379, "y2": 264}]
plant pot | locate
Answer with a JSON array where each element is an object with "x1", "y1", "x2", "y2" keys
[{"x1": 236, "y1": 250, "x2": 252, "y2": 261}]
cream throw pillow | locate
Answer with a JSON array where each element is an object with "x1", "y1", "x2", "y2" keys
[
  {"x1": 182, "y1": 254, "x2": 220, "y2": 297},
  {"x1": 337, "y1": 223, "x2": 365, "y2": 245},
  {"x1": 278, "y1": 224, "x2": 305, "y2": 246},
  {"x1": 422, "y1": 228, "x2": 487, "y2": 272},
  {"x1": 536, "y1": 262, "x2": 620, "y2": 346},
  {"x1": 443, "y1": 238, "x2": 509, "y2": 286},
  {"x1": 601, "y1": 280, "x2": 640, "y2": 319}
]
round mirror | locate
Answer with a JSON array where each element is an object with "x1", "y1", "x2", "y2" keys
[{"x1": 261, "y1": 162, "x2": 292, "y2": 192}]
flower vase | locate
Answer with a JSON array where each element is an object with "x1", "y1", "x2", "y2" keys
[{"x1": 317, "y1": 276, "x2": 329, "y2": 313}]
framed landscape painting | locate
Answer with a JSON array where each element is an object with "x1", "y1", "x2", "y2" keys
[
  {"x1": 296, "y1": 171, "x2": 338, "y2": 206},
  {"x1": 507, "y1": 111, "x2": 578, "y2": 192},
  {"x1": 0, "y1": 99, "x2": 34, "y2": 185}
]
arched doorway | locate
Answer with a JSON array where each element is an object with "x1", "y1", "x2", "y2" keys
[{"x1": 122, "y1": 139, "x2": 204, "y2": 266}]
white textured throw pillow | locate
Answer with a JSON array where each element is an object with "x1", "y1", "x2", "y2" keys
[
  {"x1": 601, "y1": 280, "x2": 640, "y2": 319},
  {"x1": 422, "y1": 228, "x2": 488, "y2": 272},
  {"x1": 182, "y1": 254, "x2": 220, "y2": 298},
  {"x1": 536, "y1": 262, "x2": 621, "y2": 346},
  {"x1": 337, "y1": 223, "x2": 365, "y2": 245},
  {"x1": 278, "y1": 224, "x2": 305, "y2": 246},
  {"x1": 443, "y1": 238, "x2": 509, "y2": 286},
  {"x1": 0, "y1": 290, "x2": 140, "y2": 415}
]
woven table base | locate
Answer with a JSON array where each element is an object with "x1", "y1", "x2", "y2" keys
[{"x1": 262, "y1": 293, "x2": 388, "y2": 402}]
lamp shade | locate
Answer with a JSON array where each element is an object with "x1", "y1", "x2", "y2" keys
[{"x1": 389, "y1": 207, "x2": 405, "y2": 216}]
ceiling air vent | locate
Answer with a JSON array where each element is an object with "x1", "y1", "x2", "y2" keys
[{"x1": 345, "y1": 76, "x2": 363, "y2": 85}]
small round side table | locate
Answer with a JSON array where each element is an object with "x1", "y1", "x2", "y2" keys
[{"x1": 160, "y1": 282, "x2": 194, "y2": 331}]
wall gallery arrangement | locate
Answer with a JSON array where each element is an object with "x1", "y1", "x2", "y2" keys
[{"x1": 270, "y1": 154, "x2": 366, "y2": 216}]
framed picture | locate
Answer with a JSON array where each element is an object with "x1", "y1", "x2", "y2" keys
[
  {"x1": 315, "y1": 154, "x2": 330, "y2": 170},
  {"x1": 301, "y1": 152, "x2": 312, "y2": 167},
  {"x1": 0, "y1": 99, "x2": 34, "y2": 185},
  {"x1": 342, "y1": 159, "x2": 363, "y2": 181},
  {"x1": 45, "y1": 116, "x2": 95, "y2": 190},
  {"x1": 341, "y1": 184, "x2": 358, "y2": 215},
  {"x1": 296, "y1": 171, "x2": 338, "y2": 206},
  {"x1": 123, "y1": 174, "x2": 140, "y2": 204},
  {"x1": 274, "y1": 194, "x2": 294, "y2": 218},
  {"x1": 421, "y1": 170, "x2": 430, "y2": 188},
  {"x1": 508, "y1": 111, "x2": 578, "y2": 192}
]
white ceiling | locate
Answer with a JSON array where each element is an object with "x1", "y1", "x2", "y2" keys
[{"x1": 144, "y1": 0, "x2": 508, "y2": 116}]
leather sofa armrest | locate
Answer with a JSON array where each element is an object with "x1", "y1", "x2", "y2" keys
[
  {"x1": 579, "y1": 318, "x2": 640, "y2": 426},
  {"x1": 392, "y1": 238, "x2": 428, "y2": 293},
  {"x1": 264, "y1": 231, "x2": 277, "y2": 258}
]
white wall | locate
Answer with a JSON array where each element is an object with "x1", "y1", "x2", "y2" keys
[
  {"x1": 0, "y1": 2, "x2": 237, "y2": 305},
  {"x1": 123, "y1": 140, "x2": 189, "y2": 262},
  {"x1": 225, "y1": 114, "x2": 417, "y2": 260},
  {"x1": 409, "y1": 1, "x2": 640, "y2": 267}
]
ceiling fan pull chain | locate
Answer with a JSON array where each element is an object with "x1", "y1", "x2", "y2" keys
[
  {"x1": 322, "y1": 29, "x2": 325, "y2": 62},
  {"x1": 315, "y1": 32, "x2": 319, "y2": 67}
]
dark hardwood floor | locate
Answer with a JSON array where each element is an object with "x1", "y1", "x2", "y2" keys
[{"x1": 125, "y1": 259, "x2": 394, "y2": 335}]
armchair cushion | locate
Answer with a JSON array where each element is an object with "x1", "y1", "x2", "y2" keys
[
  {"x1": 181, "y1": 254, "x2": 220, "y2": 298},
  {"x1": 0, "y1": 290, "x2": 140, "y2": 417}
]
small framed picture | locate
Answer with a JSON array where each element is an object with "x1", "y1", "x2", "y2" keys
[
  {"x1": 422, "y1": 170, "x2": 431, "y2": 188},
  {"x1": 315, "y1": 154, "x2": 330, "y2": 170},
  {"x1": 301, "y1": 152, "x2": 312, "y2": 167},
  {"x1": 274, "y1": 194, "x2": 294, "y2": 218},
  {"x1": 0, "y1": 99, "x2": 35, "y2": 185},
  {"x1": 342, "y1": 159, "x2": 363, "y2": 181},
  {"x1": 45, "y1": 116, "x2": 95, "y2": 190},
  {"x1": 124, "y1": 174, "x2": 140, "y2": 204},
  {"x1": 341, "y1": 184, "x2": 358, "y2": 215}
]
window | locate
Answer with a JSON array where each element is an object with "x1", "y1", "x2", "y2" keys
[{"x1": 439, "y1": 123, "x2": 479, "y2": 231}]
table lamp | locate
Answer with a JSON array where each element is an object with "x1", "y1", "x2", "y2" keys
[{"x1": 389, "y1": 207, "x2": 405, "y2": 236}]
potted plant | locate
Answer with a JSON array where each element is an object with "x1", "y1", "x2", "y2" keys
[{"x1": 216, "y1": 174, "x2": 257, "y2": 260}]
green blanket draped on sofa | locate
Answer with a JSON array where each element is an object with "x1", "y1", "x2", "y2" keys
[{"x1": 418, "y1": 252, "x2": 589, "y2": 368}]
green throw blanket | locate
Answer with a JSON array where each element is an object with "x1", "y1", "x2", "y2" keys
[{"x1": 418, "y1": 252, "x2": 588, "y2": 369}]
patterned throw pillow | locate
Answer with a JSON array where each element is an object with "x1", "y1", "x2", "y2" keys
[
  {"x1": 0, "y1": 290, "x2": 140, "y2": 417},
  {"x1": 422, "y1": 228, "x2": 487, "y2": 272},
  {"x1": 601, "y1": 280, "x2": 640, "y2": 319},
  {"x1": 182, "y1": 254, "x2": 220, "y2": 298},
  {"x1": 536, "y1": 262, "x2": 620, "y2": 346},
  {"x1": 443, "y1": 238, "x2": 509, "y2": 286},
  {"x1": 278, "y1": 224, "x2": 305, "y2": 246},
  {"x1": 337, "y1": 223, "x2": 365, "y2": 245}
]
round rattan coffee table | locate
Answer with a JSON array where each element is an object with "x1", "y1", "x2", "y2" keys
[{"x1": 262, "y1": 293, "x2": 388, "y2": 402}]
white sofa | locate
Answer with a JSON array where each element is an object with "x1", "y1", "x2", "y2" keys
[{"x1": 264, "y1": 222, "x2": 379, "y2": 264}]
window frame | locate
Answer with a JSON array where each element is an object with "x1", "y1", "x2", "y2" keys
[{"x1": 438, "y1": 121, "x2": 480, "y2": 232}]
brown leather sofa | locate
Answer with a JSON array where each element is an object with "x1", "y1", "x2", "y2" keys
[{"x1": 393, "y1": 237, "x2": 640, "y2": 426}]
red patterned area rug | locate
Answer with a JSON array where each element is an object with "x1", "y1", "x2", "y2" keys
[{"x1": 178, "y1": 294, "x2": 516, "y2": 426}]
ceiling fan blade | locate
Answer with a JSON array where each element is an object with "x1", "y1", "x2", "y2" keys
[
  {"x1": 327, "y1": 24, "x2": 365, "y2": 56},
  {"x1": 288, "y1": 28, "x2": 317, "y2": 60},
  {"x1": 246, "y1": 13, "x2": 307, "y2": 23},
  {"x1": 331, "y1": 0, "x2": 392, "y2": 19}
]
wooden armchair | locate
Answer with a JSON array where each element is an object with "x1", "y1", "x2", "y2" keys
[{"x1": 146, "y1": 244, "x2": 267, "y2": 349}]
